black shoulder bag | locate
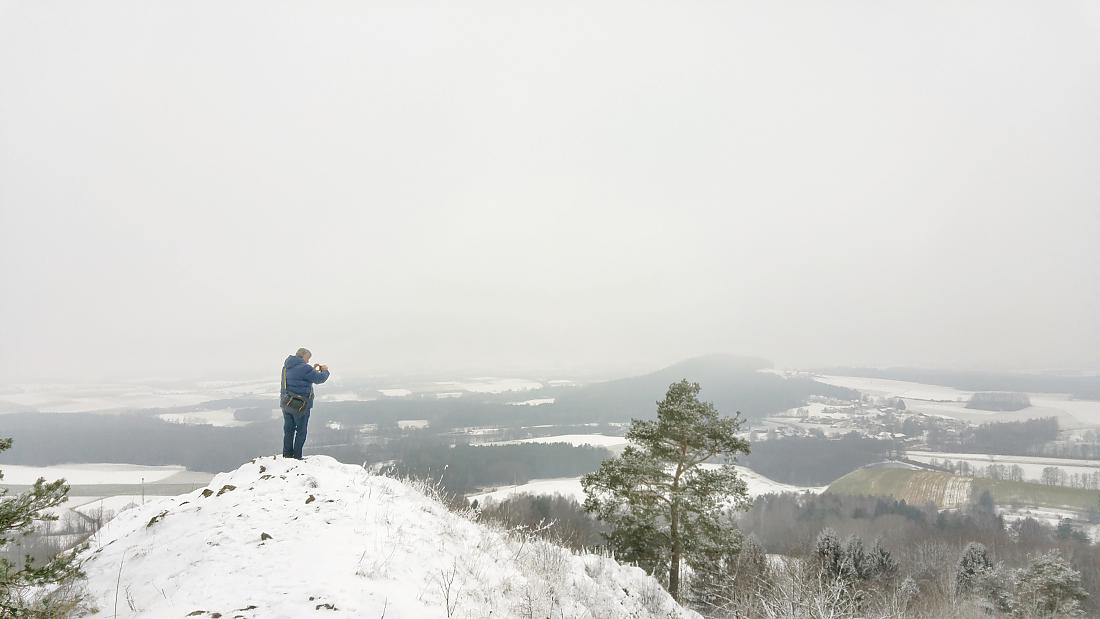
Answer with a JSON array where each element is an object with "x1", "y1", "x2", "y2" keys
[{"x1": 281, "y1": 366, "x2": 311, "y2": 415}]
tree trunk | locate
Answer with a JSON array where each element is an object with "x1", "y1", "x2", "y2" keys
[{"x1": 669, "y1": 496, "x2": 681, "y2": 601}]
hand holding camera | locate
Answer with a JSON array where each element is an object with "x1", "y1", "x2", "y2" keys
[{"x1": 314, "y1": 363, "x2": 329, "y2": 372}]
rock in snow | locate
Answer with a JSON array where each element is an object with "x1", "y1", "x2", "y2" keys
[{"x1": 76, "y1": 455, "x2": 698, "y2": 618}]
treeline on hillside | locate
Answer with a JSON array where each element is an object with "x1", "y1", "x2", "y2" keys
[
  {"x1": 553, "y1": 358, "x2": 859, "y2": 422},
  {"x1": 475, "y1": 494, "x2": 608, "y2": 549},
  {"x1": 373, "y1": 437, "x2": 610, "y2": 495},
  {"x1": 739, "y1": 434, "x2": 892, "y2": 485},
  {"x1": 0, "y1": 414, "x2": 611, "y2": 493},
  {"x1": 471, "y1": 488, "x2": 1100, "y2": 617},
  {"x1": 927, "y1": 417, "x2": 1059, "y2": 455},
  {"x1": 0, "y1": 413, "x2": 279, "y2": 472},
  {"x1": 316, "y1": 376, "x2": 856, "y2": 429},
  {"x1": 736, "y1": 492, "x2": 1100, "y2": 617}
]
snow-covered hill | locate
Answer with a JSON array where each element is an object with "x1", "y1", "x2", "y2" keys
[{"x1": 76, "y1": 456, "x2": 698, "y2": 618}]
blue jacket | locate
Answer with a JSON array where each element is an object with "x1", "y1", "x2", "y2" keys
[{"x1": 282, "y1": 355, "x2": 330, "y2": 397}]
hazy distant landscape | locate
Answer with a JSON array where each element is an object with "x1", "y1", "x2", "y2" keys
[
  {"x1": 6, "y1": 354, "x2": 1100, "y2": 538},
  {"x1": 3, "y1": 0, "x2": 1098, "y2": 615}
]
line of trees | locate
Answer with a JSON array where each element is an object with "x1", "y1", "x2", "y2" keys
[
  {"x1": 929, "y1": 458, "x2": 1100, "y2": 491},
  {"x1": 927, "y1": 417, "x2": 1060, "y2": 455}
]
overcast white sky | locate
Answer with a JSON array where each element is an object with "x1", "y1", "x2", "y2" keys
[{"x1": 1, "y1": 1, "x2": 1098, "y2": 382}]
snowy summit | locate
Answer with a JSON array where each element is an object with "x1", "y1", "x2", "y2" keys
[{"x1": 75, "y1": 456, "x2": 697, "y2": 618}]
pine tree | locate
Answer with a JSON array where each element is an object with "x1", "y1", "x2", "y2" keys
[
  {"x1": 581, "y1": 379, "x2": 750, "y2": 601},
  {"x1": 840, "y1": 535, "x2": 868, "y2": 581},
  {"x1": 815, "y1": 528, "x2": 844, "y2": 580},
  {"x1": 867, "y1": 539, "x2": 897, "y2": 580},
  {"x1": 1015, "y1": 550, "x2": 1088, "y2": 617},
  {"x1": 0, "y1": 437, "x2": 84, "y2": 616},
  {"x1": 955, "y1": 542, "x2": 992, "y2": 598}
]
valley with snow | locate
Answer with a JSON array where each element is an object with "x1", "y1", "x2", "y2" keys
[{"x1": 5, "y1": 358, "x2": 1100, "y2": 617}]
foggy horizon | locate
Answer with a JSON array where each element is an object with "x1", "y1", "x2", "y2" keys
[{"x1": 2, "y1": 1, "x2": 1098, "y2": 384}]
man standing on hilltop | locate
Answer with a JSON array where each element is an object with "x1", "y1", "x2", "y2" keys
[{"x1": 280, "y1": 348, "x2": 330, "y2": 459}]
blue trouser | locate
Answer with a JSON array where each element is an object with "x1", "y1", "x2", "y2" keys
[{"x1": 282, "y1": 409, "x2": 311, "y2": 459}]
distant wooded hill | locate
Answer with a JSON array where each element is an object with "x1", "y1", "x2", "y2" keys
[{"x1": 317, "y1": 354, "x2": 859, "y2": 427}]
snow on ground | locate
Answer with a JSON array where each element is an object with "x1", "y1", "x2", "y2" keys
[
  {"x1": 158, "y1": 408, "x2": 251, "y2": 427},
  {"x1": 470, "y1": 466, "x2": 823, "y2": 504},
  {"x1": 74, "y1": 456, "x2": 699, "y2": 619},
  {"x1": 434, "y1": 377, "x2": 544, "y2": 394},
  {"x1": 71, "y1": 495, "x2": 145, "y2": 517},
  {"x1": 435, "y1": 391, "x2": 463, "y2": 399},
  {"x1": 756, "y1": 368, "x2": 792, "y2": 377},
  {"x1": 0, "y1": 384, "x2": 218, "y2": 413},
  {"x1": 815, "y1": 375, "x2": 972, "y2": 401},
  {"x1": 1030, "y1": 394, "x2": 1100, "y2": 427},
  {"x1": 906, "y1": 451, "x2": 1100, "y2": 481},
  {"x1": 469, "y1": 477, "x2": 587, "y2": 503},
  {"x1": 997, "y1": 506, "x2": 1100, "y2": 542},
  {"x1": 318, "y1": 391, "x2": 374, "y2": 402},
  {"x1": 485, "y1": 434, "x2": 629, "y2": 448},
  {"x1": 458, "y1": 427, "x2": 500, "y2": 436},
  {"x1": 379, "y1": 388, "x2": 412, "y2": 397},
  {"x1": 0, "y1": 463, "x2": 185, "y2": 485},
  {"x1": 775, "y1": 402, "x2": 852, "y2": 418},
  {"x1": 398, "y1": 419, "x2": 430, "y2": 429},
  {"x1": 508, "y1": 398, "x2": 556, "y2": 406},
  {"x1": 704, "y1": 464, "x2": 828, "y2": 497},
  {"x1": 815, "y1": 374, "x2": 1100, "y2": 428},
  {"x1": 197, "y1": 379, "x2": 279, "y2": 398},
  {"x1": 0, "y1": 379, "x2": 291, "y2": 414}
]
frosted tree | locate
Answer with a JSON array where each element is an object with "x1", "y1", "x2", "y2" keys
[
  {"x1": 840, "y1": 535, "x2": 869, "y2": 581},
  {"x1": 815, "y1": 528, "x2": 844, "y2": 579},
  {"x1": 867, "y1": 539, "x2": 898, "y2": 580},
  {"x1": 955, "y1": 542, "x2": 992, "y2": 598},
  {"x1": 582, "y1": 379, "x2": 750, "y2": 601},
  {"x1": 1015, "y1": 550, "x2": 1088, "y2": 617},
  {"x1": 0, "y1": 438, "x2": 85, "y2": 616}
]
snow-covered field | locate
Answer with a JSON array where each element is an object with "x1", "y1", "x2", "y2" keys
[
  {"x1": 0, "y1": 384, "x2": 216, "y2": 414},
  {"x1": 379, "y1": 388, "x2": 413, "y2": 397},
  {"x1": 0, "y1": 379, "x2": 291, "y2": 414},
  {"x1": 484, "y1": 434, "x2": 629, "y2": 449},
  {"x1": 469, "y1": 466, "x2": 824, "y2": 504},
  {"x1": 508, "y1": 398, "x2": 556, "y2": 406},
  {"x1": 158, "y1": 408, "x2": 256, "y2": 427},
  {"x1": 816, "y1": 374, "x2": 1100, "y2": 428},
  {"x1": 998, "y1": 506, "x2": 1100, "y2": 541},
  {"x1": 1030, "y1": 394, "x2": 1100, "y2": 427},
  {"x1": 318, "y1": 391, "x2": 375, "y2": 402},
  {"x1": 814, "y1": 375, "x2": 972, "y2": 401},
  {"x1": 0, "y1": 374, "x2": 563, "y2": 415},
  {"x1": 434, "y1": 377, "x2": 544, "y2": 394},
  {"x1": 73, "y1": 456, "x2": 699, "y2": 618},
  {"x1": 397, "y1": 419, "x2": 430, "y2": 429},
  {"x1": 70, "y1": 495, "x2": 145, "y2": 517},
  {"x1": 0, "y1": 463, "x2": 185, "y2": 485},
  {"x1": 906, "y1": 451, "x2": 1100, "y2": 481},
  {"x1": 469, "y1": 477, "x2": 587, "y2": 503}
]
